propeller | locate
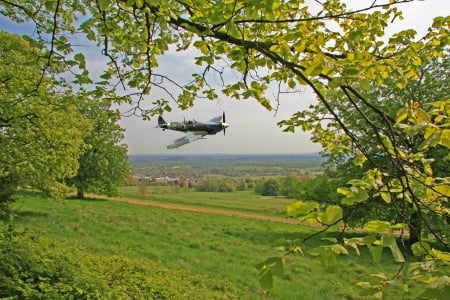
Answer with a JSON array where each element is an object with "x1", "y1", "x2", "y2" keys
[{"x1": 222, "y1": 111, "x2": 228, "y2": 135}]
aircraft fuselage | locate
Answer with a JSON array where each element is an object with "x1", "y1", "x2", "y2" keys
[{"x1": 161, "y1": 121, "x2": 225, "y2": 135}]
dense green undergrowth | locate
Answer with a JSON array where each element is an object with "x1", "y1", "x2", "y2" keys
[{"x1": 0, "y1": 222, "x2": 238, "y2": 299}]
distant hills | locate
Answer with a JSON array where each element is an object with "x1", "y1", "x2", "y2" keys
[{"x1": 129, "y1": 153, "x2": 323, "y2": 166}]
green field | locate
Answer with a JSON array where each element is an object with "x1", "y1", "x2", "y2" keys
[
  {"x1": 119, "y1": 186, "x2": 295, "y2": 217},
  {"x1": 11, "y1": 188, "x2": 413, "y2": 299}
]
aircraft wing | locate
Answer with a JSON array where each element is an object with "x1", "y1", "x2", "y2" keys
[
  {"x1": 167, "y1": 131, "x2": 208, "y2": 149},
  {"x1": 208, "y1": 115, "x2": 222, "y2": 123}
]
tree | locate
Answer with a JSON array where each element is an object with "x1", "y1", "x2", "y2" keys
[
  {"x1": 285, "y1": 57, "x2": 449, "y2": 245},
  {"x1": 278, "y1": 173, "x2": 310, "y2": 199},
  {"x1": 67, "y1": 98, "x2": 130, "y2": 199},
  {"x1": 0, "y1": 32, "x2": 90, "y2": 199},
  {"x1": 260, "y1": 178, "x2": 279, "y2": 196},
  {"x1": 2, "y1": 0, "x2": 449, "y2": 296}
]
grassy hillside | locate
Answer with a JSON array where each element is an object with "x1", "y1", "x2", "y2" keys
[{"x1": 10, "y1": 189, "x2": 413, "y2": 299}]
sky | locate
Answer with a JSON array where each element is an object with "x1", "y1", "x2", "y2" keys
[{"x1": 1, "y1": 0, "x2": 449, "y2": 155}]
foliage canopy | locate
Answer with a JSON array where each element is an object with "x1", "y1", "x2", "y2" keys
[
  {"x1": 1, "y1": 0, "x2": 449, "y2": 296},
  {"x1": 0, "y1": 31, "x2": 90, "y2": 198}
]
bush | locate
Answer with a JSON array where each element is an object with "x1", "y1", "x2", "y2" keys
[
  {"x1": 261, "y1": 179, "x2": 279, "y2": 196},
  {"x1": 254, "y1": 178, "x2": 280, "y2": 196},
  {"x1": 0, "y1": 223, "x2": 239, "y2": 299}
]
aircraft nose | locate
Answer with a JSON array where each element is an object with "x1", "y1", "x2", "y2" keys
[{"x1": 222, "y1": 122, "x2": 229, "y2": 128}]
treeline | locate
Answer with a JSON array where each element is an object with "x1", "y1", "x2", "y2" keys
[
  {"x1": 194, "y1": 176, "x2": 254, "y2": 192},
  {"x1": 192, "y1": 174, "x2": 332, "y2": 201}
]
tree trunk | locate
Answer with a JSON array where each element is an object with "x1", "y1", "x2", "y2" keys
[
  {"x1": 77, "y1": 188, "x2": 85, "y2": 199},
  {"x1": 408, "y1": 211, "x2": 422, "y2": 247}
]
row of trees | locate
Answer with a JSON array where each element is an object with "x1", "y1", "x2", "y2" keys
[{"x1": 0, "y1": 32, "x2": 130, "y2": 208}]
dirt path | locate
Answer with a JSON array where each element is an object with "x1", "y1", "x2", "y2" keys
[
  {"x1": 88, "y1": 194, "x2": 301, "y2": 225},
  {"x1": 87, "y1": 195, "x2": 407, "y2": 237}
]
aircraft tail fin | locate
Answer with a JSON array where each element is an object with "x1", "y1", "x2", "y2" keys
[{"x1": 158, "y1": 116, "x2": 166, "y2": 127}]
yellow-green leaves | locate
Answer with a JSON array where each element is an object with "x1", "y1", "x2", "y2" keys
[
  {"x1": 318, "y1": 206, "x2": 344, "y2": 230},
  {"x1": 337, "y1": 186, "x2": 369, "y2": 205},
  {"x1": 287, "y1": 201, "x2": 343, "y2": 230},
  {"x1": 254, "y1": 257, "x2": 284, "y2": 290},
  {"x1": 287, "y1": 201, "x2": 319, "y2": 223}
]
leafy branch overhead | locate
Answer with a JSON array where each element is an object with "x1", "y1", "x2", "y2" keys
[{"x1": 1, "y1": 0, "x2": 449, "y2": 297}]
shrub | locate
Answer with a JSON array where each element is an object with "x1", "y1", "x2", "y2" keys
[
  {"x1": 0, "y1": 223, "x2": 239, "y2": 299},
  {"x1": 260, "y1": 179, "x2": 279, "y2": 196}
]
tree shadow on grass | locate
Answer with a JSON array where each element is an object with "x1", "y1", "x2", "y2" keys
[
  {"x1": 14, "y1": 210, "x2": 50, "y2": 219},
  {"x1": 66, "y1": 195, "x2": 107, "y2": 202}
]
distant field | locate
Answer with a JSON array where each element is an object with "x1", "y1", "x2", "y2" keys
[
  {"x1": 119, "y1": 186, "x2": 295, "y2": 217},
  {"x1": 12, "y1": 189, "x2": 415, "y2": 299}
]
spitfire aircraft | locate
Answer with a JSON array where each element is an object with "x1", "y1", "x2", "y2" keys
[{"x1": 157, "y1": 112, "x2": 229, "y2": 149}]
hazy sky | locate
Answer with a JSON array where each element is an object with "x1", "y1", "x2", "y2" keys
[{"x1": 1, "y1": 0, "x2": 448, "y2": 154}]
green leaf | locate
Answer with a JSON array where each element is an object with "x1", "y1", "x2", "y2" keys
[
  {"x1": 304, "y1": 63, "x2": 323, "y2": 76},
  {"x1": 344, "y1": 237, "x2": 365, "y2": 255},
  {"x1": 320, "y1": 249, "x2": 338, "y2": 272},
  {"x1": 338, "y1": 187, "x2": 369, "y2": 205},
  {"x1": 287, "y1": 201, "x2": 319, "y2": 219},
  {"x1": 364, "y1": 220, "x2": 391, "y2": 232},
  {"x1": 396, "y1": 107, "x2": 408, "y2": 123},
  {"x1": 360, "y1": 78, "x2": 371, "y2": 91},
  {"x1": 74, "y1": 53, "x2": 86, "y2": 69},
  {"x1": 265, "y1": 257, "x2": 284, "y2": 277},
  {"x1": 368, "y1": 244, "x2": 383, "y2": 262},
  {"x1": 381, "y1": 235, "x2": 405, "y2": 263},
  {"x1": 255, "y1": 257, "x2": 284, "y2": 290},
  {"x1": 257, "y1": 267, "x2": 273, "y2": 290},
  {"x1": 411, "y1": 242, "x2": 432, "y2": 257},
  {"x1": 344, "y1": 67, "x2": 359, "y2": 76},
  {"x1": 378, "y1": 187, "x2": 391, "y2": 203},
  {"x1": 328, "y1": 243, "x2": 349, "y2": 255},
  {"x1": 287, "y1": 78, "x2": 296, "y2": 89},
  {"x1": 396, "y1": 77, "x2": 407, "y2": 89},
  {"x1": 321, "y1": 237, "x2": 338, "y2": 244},
  {"x1": 320, "y1": 205, "x2": 343, "y2": 230},
  {"x1": 97, "y1": 0, "x2": 110, "y2": 10},
  {"x1": 44, "y1": 0, "x2": 56, "y2": 10},
  {"x1": 356, "y1": 281, "x2": 374, "y2": 290}
]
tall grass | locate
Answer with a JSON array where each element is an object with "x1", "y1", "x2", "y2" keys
[{"x1": 12, "y1": 190, "x2": 413, "y2": 299}]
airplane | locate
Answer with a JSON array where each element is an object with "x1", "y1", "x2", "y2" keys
[{"x1": 157, "y1": 112, "x2": 229, "y2": 149}]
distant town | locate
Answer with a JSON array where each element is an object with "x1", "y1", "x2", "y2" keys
[{"x1": 129, "y1": 153, "x2": 324, "y2": 188}]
